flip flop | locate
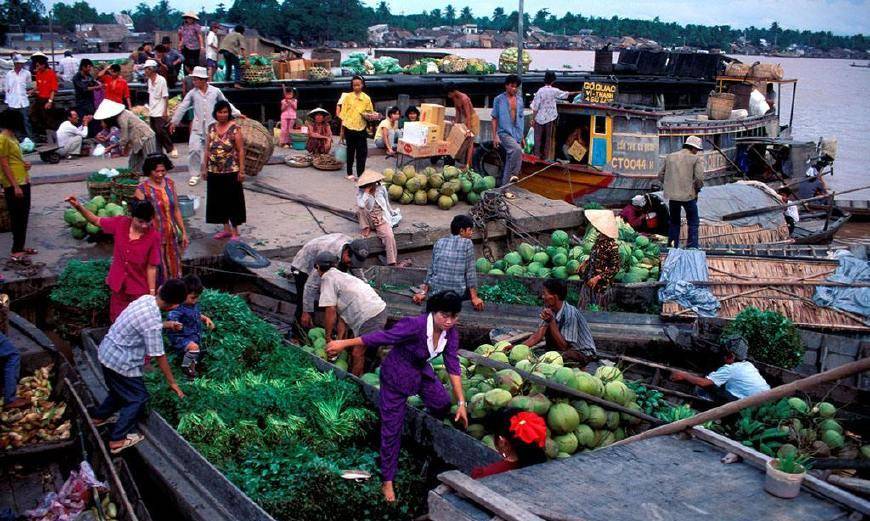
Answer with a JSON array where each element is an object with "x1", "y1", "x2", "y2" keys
[
  {"x1": 22, "y1": 248, "x2": 38, "y2": 255},
  {"x1": 92, "y1": 415, "x2": 118, "y2": 427},
  {"x1": 110, "y1": 433, "x2": 144, "y2": 454},
  {"x1": 213, "y1": 230, "x2": 232, "y2": 240},
  {"x1": 188, "y1": 176, "x2": 200, "y2": 186},
  {"x1": 8, "y1": 256, "x2": 32, "y2": 266}
]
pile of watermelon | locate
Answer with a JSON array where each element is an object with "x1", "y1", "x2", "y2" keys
[
  {"x1": 383, "y1": 165, "x2": 496, "y2": 210},
  {"x1": 62, "y1": 196, "x2": 126, "y2": 240},
  {"x1": 476, "y1": 221, "x2": 665, "y2": 283}
]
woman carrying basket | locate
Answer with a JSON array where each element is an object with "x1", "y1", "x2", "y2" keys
[{"x1": 135, "y1": 154, "x2": 188, "y2": 280}]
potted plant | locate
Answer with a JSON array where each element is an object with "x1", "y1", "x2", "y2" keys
[{"x1": 764, "y1": 451, "x2": 811, "y2": 499}]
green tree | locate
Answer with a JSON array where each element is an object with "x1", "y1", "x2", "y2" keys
[
  {"x1": 532, "y1": 8, "x2": 549, "y2": 28},
  {"x1": 429, "y1": 8, "x2": 442, "y2": 26},
  {"x1": 130, "y1": 0, "x2": 181, "y2": 33},
  {"x1": 375, "y1": 1, "x2": 390, "y2": 21},
  {"x1": 1, "y1": 0, "x2": 45, "y2": 31},
  {"x1": 444, "y1": 4, "x2": 456, "y2": 26},
  {"x1": 458, "y1": 6, "x2": 473, "y2": 24},
  {"x1": 52, "y1": 1, "x2": 112, "y2": 32},
  {"x1": 214, "y1": 2, "x2": 227, "y2": 19}
]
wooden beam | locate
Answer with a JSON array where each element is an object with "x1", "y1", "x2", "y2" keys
[
  {"x1": 438, "y1": 470, "x2": 545, "y2": 521},
  {"x1": 827, "y1": 475, "x2": 870, "y2": 496},
  {"x1": 614, "y1": 356, "x2": 870, "y2": 446}
]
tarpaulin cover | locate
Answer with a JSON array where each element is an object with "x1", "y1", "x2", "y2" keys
[
  {"x1": 658, "y1": 248, "x2": 720, "y2": 317},
  {"x1": 655, "y1": 181, "x2": 786, "y2": 229},
  {"x1": 813, "y1": 253, "x2": 870, "y2": 323}
]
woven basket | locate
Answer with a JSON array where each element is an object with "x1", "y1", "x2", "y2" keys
[
  {"x1": 707, "y1": 91, "x2": 736, "y2": 120},
  {"x1": 237, "y1": 119, "x2": 274, "y2": 177},
  {"x1": 285, "y1": 154, "x2": 313, "y2": 168},
  {"x1": 87, "y1": 180, "x2": 113, "y2": 199},
  {"x1": 0, "y1": 191, "x2": 11, "y2": 233},
  {"x1": 111, "y1": 178, "x2": 140, "y2": 203},
  {"x1": 312, "y1": 154, "x2": 343, "y2": 171},
  {"x1": 242, "y1": 64, "x2": 274, "y2": 84}
]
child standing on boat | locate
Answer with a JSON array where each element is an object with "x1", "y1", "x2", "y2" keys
[
  {"x1": 165, "y1": 275, "x2": 215, "y2": 379},
  {"x1": 279, "y1": 86, "x2": 298, "y2": 148}
]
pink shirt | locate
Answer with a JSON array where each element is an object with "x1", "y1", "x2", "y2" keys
[
  {"x1": 100, "y1": 216, "x2": 162, "y2": 295},
  {"x1": 281, "y1": 98, "x2": 298, "y2": 122}
]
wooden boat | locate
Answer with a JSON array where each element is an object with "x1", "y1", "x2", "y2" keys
[
  {"x1": 2, "y1": 313, "x2": 149, "y2": 521},
  {"x1": 792, "y1": 206, "x2": 851, "y2": 244},
  {"x1": 807, "y1": 199, "x2": 870, "y2": 222}
]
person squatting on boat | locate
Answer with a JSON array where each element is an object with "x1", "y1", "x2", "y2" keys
[
  {"x1": 524, "y1": 279, "x2": 597, "y2": 367},
  {"x1": 619, "y1": 194, "x2": 670, "y2": 235},
  {"x1": 659, "y1": 135, "x2": 705, "y2": 249},
  {"x1": 670, "y1": 335, "x2": 770, "y2": 403}
]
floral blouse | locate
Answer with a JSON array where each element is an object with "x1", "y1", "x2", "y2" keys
[
  {"x1": 586, "y1": 234, "x2": 621, "y2": 292},
  {"x1": 206, "y1": 122, "x2": 240, "y2": 174}
]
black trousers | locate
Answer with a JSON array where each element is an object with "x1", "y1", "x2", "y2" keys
[
  {"x1": 181, "y1": 47, "x2": 201, "y2": 70},
  {"x1": 343, "y1": 127, "x2": 368, "y2": 177},
  {"x1": 293, "y1": 271, "x2": 308, "y2": 322},
  {"x1": 4, "y1": 184, "x2": 30, "y2": 253}
]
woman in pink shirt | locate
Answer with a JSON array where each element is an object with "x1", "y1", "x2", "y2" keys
[{"x1": 65, "y1": 197, "x2": 163, "y2": 321}]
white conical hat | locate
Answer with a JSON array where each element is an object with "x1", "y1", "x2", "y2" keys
[
  {"x1": 94, "y1": 99, "x2": 125, "y2": 120},
  {"x1": 584, "y1": 209, "x2": 618, "y2": 239}
]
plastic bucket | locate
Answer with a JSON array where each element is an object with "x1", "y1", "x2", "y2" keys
[
  {"x1": 292, "y1": 141, "x2": 307, "y2": 150},
  {"x1": 334, "y1": 143, "x2": 347, "y2": 163},
  {"x1": 763, "y1": 459, "x2": 805, "y2": 499},
  {"x1": 177, "y1": 195, "x2": 195, "y2": 219}
]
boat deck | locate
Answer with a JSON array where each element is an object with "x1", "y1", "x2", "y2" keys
[{"x1": 429, "y1": 435, "x2": 850, "y2": 521}]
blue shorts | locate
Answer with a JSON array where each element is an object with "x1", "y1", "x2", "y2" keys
[{"x1": 206, "y1": 58, "x2": 218, "y2": 69}]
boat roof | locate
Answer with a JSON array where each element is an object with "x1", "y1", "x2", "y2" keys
[
  {"x1": 715, "y1": 75, "x2": 798, "y2": 84},
  {"x1": 658, "y1": 110, "x2": 773, "y2": 128},
  {"x1": 735, "y1": 136, "x2": 816, "y2": 147}
]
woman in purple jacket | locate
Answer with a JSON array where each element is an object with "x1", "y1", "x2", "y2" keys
[{"x1": 327, "y1": 292, "x2": 469, "y2": 503}]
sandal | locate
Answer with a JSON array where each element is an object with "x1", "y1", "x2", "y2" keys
[
  {"x1": 188, "y1": 176, "x2": 200, "y2": 186},
  {"x1": 92, "y1": 415, "x2": 118, "y2": 428},
  {"x1": 22, "y1": 248, "x2": 38, "y2": 255},
  {"x1": 213, "y1": 230, "x2": 232, "y2": 240},
  {"x1": 110, "y1": 433, "x2": 144, "y2": 454},
  {"x1": 9, "y1": 255, "x2": 32, "y2": 266}
]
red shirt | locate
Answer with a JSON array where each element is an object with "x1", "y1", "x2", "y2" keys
[
  {"x1": 101, "y1": 75, "x2": 131, "y2": 104},
  {"x1": 100, "y1": 216, "x2": 162, "y2": 296},
  {"x1": 619, "y1": 204, "x2": 646, "y2": 229},
  {"x1": 470, "y1": 459, "x2": 519, "y2": 479},
  {"x1": 34, "y1": 68, "x2": 58, "y2": 99}
]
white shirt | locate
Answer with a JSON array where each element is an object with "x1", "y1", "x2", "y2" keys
[
  {"x1": 318, "y1": 268, "x2": 386, "y2": 333},
  {"x1": 530, "y1": 85, "x2": 570, "y2": 125},
  {"x1": 58, "y1": 56, "x2": 79, "y2": 82},
  {"x1": 785, "y1": 204, "x2": 800, "y2": 223},
  {"x1": 707, "y1": 361, "x2": 770, "y2": 400},
  {"x1": 56, "y1": 120, "x2": 88, "y2": 147},
  {"x1": 206, "y1": 31, "x2": 219, "y2": 61},
  {"x1": 147, "y1": 74, "x2": 169, "y2": 117},
  {"x1": 425, "y1": 313, "x2": 448, "y2": 360},
  {"x1": 4, "y1": 68, "x2": 31, "y2": 109}
]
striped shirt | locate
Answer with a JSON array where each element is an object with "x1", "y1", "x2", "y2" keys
[
  {"x1": 98, "y1": 295, "x2": 165, "y2": 377},
  {"x1": 425, "y1": 235, "x2": 477, "y2": 296}
]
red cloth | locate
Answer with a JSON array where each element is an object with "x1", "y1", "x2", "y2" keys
[
  {"x1": 510, "y1": 412, "x2": 547, "y2": 447},
  {"x1": 470, "y1": 459, "x2": 519, "y2": 479},
  {"x1": 619, "y1": 204, "x2": 646, "y2": 229},
  {"x1": 34, "y1": 69, "x2": 58, "y2": 99},
  {"x1": 100, "y1": 216, "x2": 162, "y2": 296},
  {"x1": 109, "y1": 291, "x2": 140, "y2": 322},
  {"x1": 101, "y1": 76, "x2": 130, "y2": 104}
]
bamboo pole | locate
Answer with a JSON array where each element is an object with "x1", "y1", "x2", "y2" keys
[{"x1": 613, "y1": 356, "x2": 870, "y2": 447}]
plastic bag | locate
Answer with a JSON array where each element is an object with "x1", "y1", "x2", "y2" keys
[
  {"x1": 91, "y1": 144, "x2": 106, "y2": 157},
  {"x1": 19, "y1": 138, "x2": 35, "y2": 154},
  {"x1": 25, "y1": 461, "x2": 108, "y2": 520},
  {"x1": 524, "y1": 127, "x2": 535, "y2": 154}
]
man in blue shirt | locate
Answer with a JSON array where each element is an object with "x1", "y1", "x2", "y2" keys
[
  {"x1": 670, "y1": 335, "x2": 770, "y2": 403},
  {"x1": 490, "y1": 75, "x2": 525, "y2": 188}
]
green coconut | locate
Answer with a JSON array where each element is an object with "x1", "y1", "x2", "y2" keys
[
  {"x1": 605, "y1": 411, "x2": 620, "y2": 430},
  {"x1": 818, "y1": 419, "x2": 842, "y2": 434},
  {"x1": 495, "y1": 369, "x2": 523, "y2": 394},
  {"x1": 574, "y1": 424, "x2": 595, "y2": 448},
  {"x1": 413, "y1": 190, "x2": 428, "y2": 205},
  {"x1": 427, "y1": 188, "x2": 441, "y2": 203},
  {"x1": 400, "y1": 190, "x2": 414, "y2": 204},
  {"x1": 821, "y1": 430, "x2": 844, "y2": 450},
  {"x1": 484, "y1": 388, "x2": 513, "y2": 409},
  {"x1": 787, "y1": 397, "x2": 809, "y2": 415},
  {"x1": 547, "y1": 402, "x2": 580, "y2": 434},
  {"x1": 539, "y1": 351, "x2": 564, "y2": 367},
  {"x1": 594, "y1": 366, "x2": 623, "y2": 383},
  {"x1": 586, "y1": 405, "x2": 607, "y2": 428},
  {"x1": 437, "y1": 195, "x2": 454, "y2": 210},
  {"x1": 509, "y1": 344, "x2": 532, "y2": 364},
  {"x1": 571, "y1": 399, "x2": 590, "y2": 422},
  {"x1": 816, "y1": 402, "x2": 837, "y2": 418},
  {"x1": 553, "y1": 367, "x2": 577, "y2": 389},
  {"x1": 554, "y1": 432, "x2": 578, "y2": 455},
  {"x1": 604, "y1": 380, "x2": 630, "y2": 405},
  {"x1": 488, "y1": 352, "x2": 509, "y2": 364}
]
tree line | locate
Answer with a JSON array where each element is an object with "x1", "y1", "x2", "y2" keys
[{"x1": 2, "y1": 0, "x2": 866, "y2": 52}]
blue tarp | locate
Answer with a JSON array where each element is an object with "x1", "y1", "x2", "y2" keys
[
  {"x1": 658, "y1": 249, "x2": 720, "y2": 317},
  {"x1": 813, "y1": 253, "x2": 870, "y2": 323}
]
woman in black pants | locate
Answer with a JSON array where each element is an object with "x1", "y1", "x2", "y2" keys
[
  {"x1": 336, "y1": 75, "x2": 374, "y2": 181},
  {"x1": 0, "y1": 111, "x2": 35, "y2": 263}
]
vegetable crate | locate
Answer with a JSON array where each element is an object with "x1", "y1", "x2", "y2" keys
[{"x1": 242, "y1": 64, "x2": 274, "y2": 85}]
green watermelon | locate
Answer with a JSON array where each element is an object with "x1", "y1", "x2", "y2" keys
[
  {"x1": 551, "y1": 229, "x2": 570, "y2": 247},
  {"x1": 504, "y1": 251, "x2": 523, "y2": 266},
  {"x1": 476, "y1": 258, "x2": 492, "y2": 273},
  {"x1": 518, "y1": 243, "x2": 536, "y2": 262},
  {"x1": 552, "y1": 253, "x2": 568, "y2": 267},
  {"x1": 533, "y1": 252, "x2": 550, "y2": 265}
]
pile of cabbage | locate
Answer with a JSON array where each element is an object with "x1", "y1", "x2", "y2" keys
[{"x1": 405, "y1": 56, "x2": 497, "y2": 75}]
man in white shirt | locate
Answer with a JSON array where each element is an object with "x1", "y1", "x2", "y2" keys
[
  {"x1": 315, "y1": 252, "x2": 387, "y2": 376},
  {"x1": 205, "y1": 22, "x2": 220, "y2": 81},
  {"x1": 58, "y1": 51, "x2": 79, "y2": 84},
  {"x1": 143, "y1": 60, "x2": 177, "y2": 157},
  {"x1": 4, "y1": 55, "x2": 32, "y2": 139},
  {"x1": 671, "y1": 336, "x2": 770, "y2": 402},
  {"x1": 55, "y1": 109, "x2": 92, "y2": 157}
]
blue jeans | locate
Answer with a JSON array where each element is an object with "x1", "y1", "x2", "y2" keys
[
  {"x1": 668, "y1": 199, "x2": 699, "y2": 248},
  {"x1": 0, "y1": 334, "x2": 21, "y2": 403},
  {"x1": 498, "y1": 132, "x2": 523, "y2": 187},
  {"x1": 221, "y1": 50, "x2": 241, "y2": 83},
  {"x1": 12, "y1": 106, "x2": 32, "y2": 139},
  {"x1": 92, "y1": 366, "x2": 149, "y2": 441}
]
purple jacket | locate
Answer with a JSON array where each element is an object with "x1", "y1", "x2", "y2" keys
[{"x1": 361, "y1": 314, "x2": 461, "y2": 376}]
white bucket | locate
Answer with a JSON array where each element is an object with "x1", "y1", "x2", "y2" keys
[{"x1": 763, "y1": 459, "x2": 805, "y2": 499}]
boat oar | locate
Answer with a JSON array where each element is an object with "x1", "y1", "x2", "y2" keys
[
  {"x1": 705, "y1": 138, "x2": 748, "y2": 179},
  {"x1": 721, "y1": 184, "x2": 870, "y2": 221}
]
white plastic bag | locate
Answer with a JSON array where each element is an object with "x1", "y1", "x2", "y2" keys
[
  {"x1": 19, "y1": 137, "x2": 35, "y2": 153},
  {"x1": 390, "y1": 208, "x2": 402, "y2": 228},
  {"x1": 748, "y1": 89, "x2": 770, "y2": 116},
  {"x1": 92, "y1": 144, "x2": 106, "y2": 157}
]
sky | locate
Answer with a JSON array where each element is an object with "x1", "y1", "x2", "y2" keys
[{"x1": 54, "y1": 0, "x2": 870, "y2": 35}]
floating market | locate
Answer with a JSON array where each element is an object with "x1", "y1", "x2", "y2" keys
[{"x1": 0, "y1": 18, "x2": 868, "y2": 521}]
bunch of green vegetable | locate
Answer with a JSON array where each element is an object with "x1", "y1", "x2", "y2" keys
[
  {"x1": 145, "y1": 291, "x2": 428, "y2": 520},
  {"x1": 476, "y1": 278, "x2": 542, "y2": 307},
  {"x1": 49, "y1": 259, "x2": 111, "y2": 311},
  {"x1": 625, "y1": 381, "x2": 696, "y2": 422},
  {"x1": 723, "y1": 307, "x2": 804, "y2": 369}
]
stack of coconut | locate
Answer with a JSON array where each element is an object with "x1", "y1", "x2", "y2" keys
[{"x1": 383, "y1": 165, "x2": 497, "y2": 210}]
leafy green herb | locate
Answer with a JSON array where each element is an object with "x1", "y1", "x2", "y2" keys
[
  {"x1": 49, "y1": 259, "x2": 111, "y2": 311},
  {"x1": 723, "y1": 307, "x2": 804, "y2": 369},
  {"x1": 776, "y1": 451, "x2": 811, "y2": 474}
]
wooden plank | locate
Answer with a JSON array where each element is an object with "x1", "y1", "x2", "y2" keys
[
  {"x1": 438, "y1": 471, "x2": 545, "y2": 521},
  {"x1": 827, "y1": 475, "x2": 870, "y2": 495},
  {"x1": 691, "y1": 427, "x2": 870, "y2": 516}
]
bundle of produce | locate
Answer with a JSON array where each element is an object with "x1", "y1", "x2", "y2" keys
[
  {"x1": 723, "y1": 307, "x2": 804, "y2": 369},
  {"x1": 307, "y1": 66, "x2": 332, "y2": 80},
  {"x1": 86, "y1": 170, "x2": 113, "y2": 199},
  {"x1": 439, "y1": 55, "x2": 469, "y2": 74},
  {"x1": 242, "y1": 56, "x2": 275, "y2": 84},
  {"x1": 166, "y1": 95, "x2": 183, "y2": 119},
  {"x1": 405, "y1": 58, "x2": 440, "y2": 75},
  {"x1": 130, "y1": 105, "x2": 150, "y2": 122},
  {"x1": 340, "y1": 52, "x2": 374, "y2": 75},
  {"x1": 475, "y1": 221, "x2": 664, "y2": 283},
  {"x1": 371, "y1": 56, "x2": 403, "y2": 74},
  {"x1": 62, "y1": 195, "x2": 126, "y2": 240},
  {"x1": 382, "y1": 165, "x2": 495, "y2": 210},
  {"x1": 712, "y1": 396, "x2": 864, "y2": 461},
  {"x1": 0, "y1": 365, "x2": 71, "y2": 449},
  {"x1": 145, "y1": 291, "x2": 429, "y2": 520},
  {"x1": 498, "y1": 47, "x2": 532, "y2": 73},
  {"x1": 465, "y1": 58, "x2": 497, "y2": 75}
]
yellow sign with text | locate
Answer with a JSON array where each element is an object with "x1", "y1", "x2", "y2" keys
[{"x1": 582, "y1": 82, "x2": 617, "y2": 104}]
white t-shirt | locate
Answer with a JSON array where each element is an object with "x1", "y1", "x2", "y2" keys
[
  {"x1": 56, "y1": 120, "x2": 88, "y2": 148},
  {"x1": 707, "y1": 361, "x2": 770, "y2": 400},
  {"x1": 206, "y1": 31, "x2": 219, "y2": 61},
  {"x1": 319, "y1": 268, "x2": 386, "y2": 333},
  {"x1": 147, "y1": 74, "x2": 169, "y2": 118},
  {"x1": 59, "y1": 56, "x2": 79, "y2": 82},
  {"x1": 785, "y1": 205, "x2": 800, "y2": 223}
]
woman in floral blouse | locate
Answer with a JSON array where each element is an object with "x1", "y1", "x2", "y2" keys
[
  {"x1": 579, "y1": 210, "x2": 621, "y2": 307},
  {"x1": 202, "y1": 100, "x2": 246, "y2": 240}
]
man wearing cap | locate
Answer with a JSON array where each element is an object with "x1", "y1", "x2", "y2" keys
[
  {"x1": 94, "y1": 100, "x2": 157, "y2": 174},
  {"x1": 178, "y1": 13, "x2": 204, "y2": 74},
  {"x1": 414, "y1": 214, "x2": 484, "y2": 311},
  {"x1": 55, "y1": 109, "x2": 92, "y2": 158},
  {"x1": 29, "y1": 54, "x2": 59, "y2": 140},
  {"x1": 315, "y1": 252, "x2": 387, "y2": 376},
  {"x1": 58, "y1": 51, "x2": 78, "y2": 85},
  {"x1": 658, "y1": 135, "x2": 705, "y2": 249},
  {"x1": 619, "y1": 193, "x2": 669, "y2": 234},
  {"x1": 290, "y1": 233, "x2": 367, "y2": 329},
  {"x1": 671, "y1": 336, "x2": 770, "y2": 402},
  {"x1": 169, "y1": 66, "x2": 240, "y2": 186},
  {"x1": 4, "y1": 55, "x2": 32, "y2": 139},
  {"x1": 144, "y1": 60, "x2": 177, "y2": 158}
]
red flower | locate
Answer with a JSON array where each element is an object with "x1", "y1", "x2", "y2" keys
[{"x1": 509, "y1": 411, "x2": 547, "y2": 448}]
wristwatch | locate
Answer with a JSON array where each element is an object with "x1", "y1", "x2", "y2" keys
[{"x1": 457, "y1": 400, "x2": 467, "y2": 408}]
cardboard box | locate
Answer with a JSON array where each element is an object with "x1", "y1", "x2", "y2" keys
[
  {"x1": 420, "y1": 103, "x2": 446, "y2": 136},
  {"x1": 446, "y1": 123, "x2": 470, "y2": 158},
  {"x1": 402, "y1": 122, "x2": 431, "y2": 146},
  {"x1": 422, "y1": 123, "x2": 441, "y2": 144},
  {"x1": 398, "y1": 139, "x2": 449, "y2": 158}
]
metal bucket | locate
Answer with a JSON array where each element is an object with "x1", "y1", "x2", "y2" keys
[{"x1": 178, "y1": 195, "x2": 195, "y2": 219}]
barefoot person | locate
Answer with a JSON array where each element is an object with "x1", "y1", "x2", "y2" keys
[
  {"x1": 89, "y1": 279, "x2": 187, "y2": 453},
  {"x1": 326, "y1": 291, "x2": 469, "y2": 502}
]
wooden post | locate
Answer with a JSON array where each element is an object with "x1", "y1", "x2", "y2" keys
[{"x1": 614, "y1": 357, "x2": 870, "y2": 447}]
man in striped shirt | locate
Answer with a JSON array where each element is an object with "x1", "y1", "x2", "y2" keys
[
  {"x1": 91, "y1": 279, "x2": 188, "y2": 453},
  {"x1": 414, "y1": 215, "x2": 484, "y2": 311}
]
